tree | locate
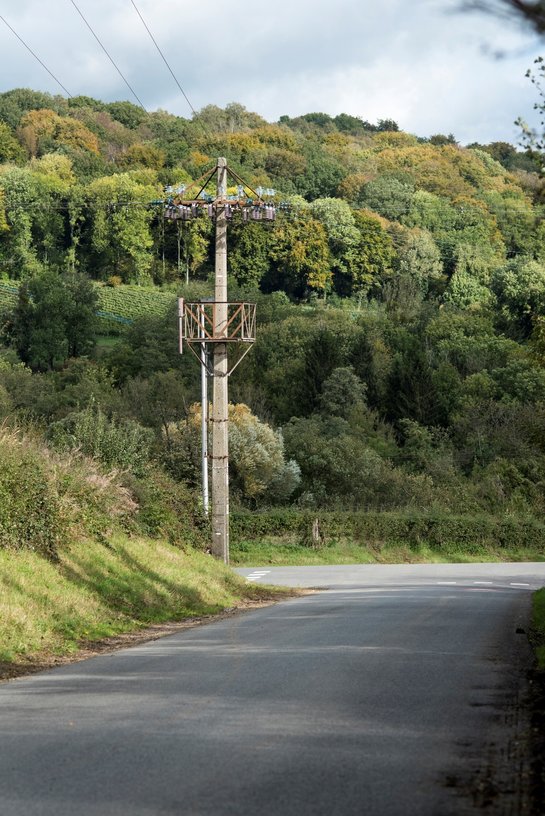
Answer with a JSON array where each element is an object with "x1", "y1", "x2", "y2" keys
[
  {"x1": 86, "y1": 173, "x2": 159, "y2": 282},
  {"x1": 351, "y1": 210, "x2": 396, "y2": 296},
  {"x1": 9, "y1": 270, "x2": 98, "y2": 370},
  {"x1": 391, "y1": 225, "x2": 444, "y2": 294},
  {"x1": 105, "y1": 101, "x2": 148, "y2": 130},
  {"x1": 228, "y1": 221, "x2": 270, "y2": 288},
  {"x1": 0, "y1": 165, "x2": 44, "y2": 278},
  {"x1": 268, "y1": 214, "x2": 332, "y2": 297},
  {"x1": 18, "y1": 109, "x2": 99, "y2": 157},
  {"x1": 469, "y1": 1, "x2": 545, "y2": 34},
  {"x1": 491, "y1": 256, "x2": 545, "y2": 335},
  {"x1": 319, "y1": 367, "x2": 367, "y2": 419},
  {"x1": 360, "y1": 176, "x2": 414, "y2": 220},
  {"x1": 0, "y1": 122, "x2": 24, "y2": 163},
  {"x1": 167, "y1": 402, "x2": 300, "y2": 505}
]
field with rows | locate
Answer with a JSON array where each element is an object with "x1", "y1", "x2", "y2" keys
[
  {"x1": 0, "y1": 280, "x2": 176, "y2": 334},
  {"x1": 96, "y1": 284, "x2": 176, "y2": 323},
  {"x1": 0, "y1": 283, "x2": 17, "y2": 312}
]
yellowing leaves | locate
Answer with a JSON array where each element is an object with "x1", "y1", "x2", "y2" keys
[{"x1": 18, "y1": 109, "x2": 99, "y2": 157}]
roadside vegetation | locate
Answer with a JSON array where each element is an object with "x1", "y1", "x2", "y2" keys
[
  {"x1": 1, "y1": 91, "x2": 545, "y2": 666},
  {"x1": 532, "y1": 589, "x2": 545, "y2": 670},
  {"x1": 0, "y1": 425, "x2": 288, "y2": 671}
]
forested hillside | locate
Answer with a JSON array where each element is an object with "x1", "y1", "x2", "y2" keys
[{"x1": 1, "y1": 87, "x2": 545, "y2": 543}]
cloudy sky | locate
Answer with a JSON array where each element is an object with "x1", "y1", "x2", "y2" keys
[{"x1": 0, "y1": 0, "x2": 542, "y2": 144}]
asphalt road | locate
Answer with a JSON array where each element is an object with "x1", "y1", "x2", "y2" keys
[{"x1": 1, "y1": 563, "x2": 544, "y2": 816}]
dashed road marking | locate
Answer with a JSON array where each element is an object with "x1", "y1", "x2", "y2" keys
[
  {"x1": 246, "y1": 571, "x2": 271, "y2": 582},
  {"x1": 510, "y1": 582, "x2": 530, "y2": 587},
  {"x1": 437, "y1": 581, "x2": 457, "y2": 585},
  {"x1": 473, "y1": 581, "x2": 493, "y2": 585}
]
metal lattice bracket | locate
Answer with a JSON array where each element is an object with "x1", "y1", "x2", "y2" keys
[{"x1": 178, "y1": 299, "x2": 256, "y2": 376}]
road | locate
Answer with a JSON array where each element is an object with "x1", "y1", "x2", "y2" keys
[{"x1": 1, "y1": 563, "x2": 544, "y2": 815}]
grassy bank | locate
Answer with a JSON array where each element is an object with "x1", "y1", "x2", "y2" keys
[
  {"x1": 0, "y1": 426, "x2": 291, "y2": 673},
  {"x1": 0, "y1": 533, "x2": 285, "y2": 669}
]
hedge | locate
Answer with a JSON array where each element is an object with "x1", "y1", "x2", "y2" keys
[{"x1": 230, "y1": 510, "x2": 545, "y2": 552}]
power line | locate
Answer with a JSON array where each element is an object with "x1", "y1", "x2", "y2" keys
[
  {"x1": 129, "y1": 0, "x2": 199, "y2": 120},
  {"x1": 69, "y1": 0, "x2": 147, "y2": 111},
  {"x1": 0, "y1": 13, "x2": 73, "y2": 97}
]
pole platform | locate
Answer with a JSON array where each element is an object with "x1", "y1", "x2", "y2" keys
[{"x1": 178, "y1": 299, "x2": 256, "y2": 375}]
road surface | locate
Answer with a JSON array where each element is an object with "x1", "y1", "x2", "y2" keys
[{"x1": 1, "y1": 562, "x2": 544, "y2": 815}]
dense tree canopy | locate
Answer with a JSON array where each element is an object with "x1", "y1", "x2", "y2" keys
[{"x1": 0, "y1": 92, "x2": 544, "y2": 520}]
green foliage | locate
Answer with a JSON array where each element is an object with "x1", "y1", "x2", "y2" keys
[
  {"x1": 319, "y1": 366, "x2": 367, "y2": 419},
  {"x1": 360, "y1": 175, "x2": 414, "y2": 219},
  {"x1": 531, "y1": 588, "x2": 545, "y2": 670},
  {"x1": 0, "y1": 424, "x2": 140, "y2": 559},
  {"x1": 166, "y1": 403, "x2": 300, "y2": 506},
  {"x1": 491, "y1": 257, "x2": 545, "y2": 336},
  {"x1": 124, "y1": 467, "x2": 207, "y2": 547},
  {"x1": 283, "y1": 413, "x2": 433, "y2": 509},
  {"x1": 105, "y1": 100, "x2": 148, "y2": 130},
  {"x1": 268, "y1": 213, "x2": 331, "y2": 295},
  {"x1": 47, "y1": 403, "x2": 154, "y2": 475},
  {"x1": 1, "y1": 92, "x2": 545, "y2": 534},
  {"x1": 8, "y1": 270, "x2": 98, "y2": 371},
  {"x1": 231, "y1": 509, "x2": 545, "y2": 553},
  {"x1": 86, "y1": 173, "x2": 159, "y2": 283},
  {"x1": 0, "y1": 122, "x2": 24, "y2": 163},
  {"x1": 0, "y1": 428, "x2": 66, "y2": 557}
]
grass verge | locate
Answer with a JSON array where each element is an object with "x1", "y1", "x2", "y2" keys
[
  {"x1": 531, "y1": 589, "x2": 545, "y2": 671},
  {"x1": 231, "y1": 535, "x2": 545, "y2": 567},
  {"x1": 0, "y1": 534, "x2": 295, "y2": 678}
]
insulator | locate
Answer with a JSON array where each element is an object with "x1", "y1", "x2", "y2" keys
[
  {"x1": 225, "y1": 204, "x2": 232, "y2": 219},
  {"x1": 207, "y1": 203, "x2": 215, "y2": 218},
  {"x1": 251, "y1": 206, "x2": 262, "y2": 221},
  {"x1": 242, "y1": 208, "x2": 250, "y2": 222}
]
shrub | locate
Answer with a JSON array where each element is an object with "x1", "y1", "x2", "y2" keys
[
  {"x1": 126, "y1": 467, "x2": 208, "y2": 549},
  {"x1": 0, "y1": 429, "x2": 66, "y2": 557},
  {"x1": 230, "y1": 509, "x2": 545, "y2": 552},
  {"x1": 47, "y1": 403, "x2": 153, "y2": 475}
]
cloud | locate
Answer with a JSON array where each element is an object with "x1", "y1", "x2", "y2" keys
[{"x1": 0, "y1": 0, "x2": 541, "y2": 143}]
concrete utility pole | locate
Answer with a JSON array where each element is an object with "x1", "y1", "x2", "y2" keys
[
  {"x1": 200, "y1": 319, "x2": 209, "y2": 516},
  {"x1": 172, "y1": 158, "x2": 265, "y2": 563},
  {"x1": 211, "y1": 158, "x2": 229, "y2": 562}
]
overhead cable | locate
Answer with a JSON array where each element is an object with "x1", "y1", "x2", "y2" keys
[
  {"x1": 0, "y1": 13, "x2": 72, "y2": 97},
  {"x1": 69, "y1": 0, "x2": 146, "y2": 110},
  {"x1": 129, "y1": 0, "x2": 198, "y2": 119}
]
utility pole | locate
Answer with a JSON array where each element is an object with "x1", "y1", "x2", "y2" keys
[
  {"x1": 171, "y1": 159, "x2": 272, "y2": 564},
  {"x1": 211, "y1": 158, "x2": 229, "y2": 562},
  {"x1": 200, "y1": 318, "x2": 209, "y2": 516}
]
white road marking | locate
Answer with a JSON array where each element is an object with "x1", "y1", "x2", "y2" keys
[
  {"x1": 246, "y1": 571, "x2": 271, "y2": 582},
  {"x1": 473, "y1": 581, "x2": 493, "y2": 585},
  {"x1": 437, "y1": 581, "x2": 457, "y2": 585},
  {"x1": 510, "y1": 582, "x2": 530, "y2": 587}
]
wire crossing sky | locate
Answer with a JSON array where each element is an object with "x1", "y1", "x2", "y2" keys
[
  {"x1": 69, "y1": 0, "x2": 146, "y2": 110},
  {"x1": 0, "y1": 12, "x2": 73, "y2": 98},
  {"x1": 0, "y1": 0, "x2": 542, "y2": 144}
]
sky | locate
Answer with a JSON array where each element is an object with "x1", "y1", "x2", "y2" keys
[{"x1": 0, "y1": 0, "x2": 543, "y2": 145}]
